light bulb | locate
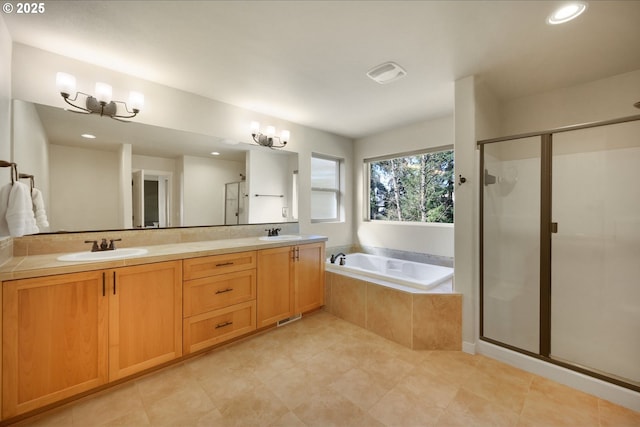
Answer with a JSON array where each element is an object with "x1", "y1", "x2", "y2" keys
[
  {"x1": 94, "y1": 82, "x2": 113, "y2": 104},
  {"x1": 128, "y1": 91, "x2": 144, "y2": 112},
  {"x1": 250, "y1": 121, "x2": 260, "y2": 134},
  {"x1": 265, "y1": 126, "x2": 276, "y2": 137},
  {"x1": 280, "y1": 130, "x2": 290, "y2": 142},
  {"x1": 56, "y1": 72, "x2": 76, "y2": 97}
]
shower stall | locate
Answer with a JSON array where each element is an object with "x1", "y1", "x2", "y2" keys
[{"x1": 479, "y1": 114, "x2": 640, "y2": 391}]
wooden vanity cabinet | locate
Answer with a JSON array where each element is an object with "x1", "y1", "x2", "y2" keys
[
  {"x1": 108, "y1": 261, "x2": 183, "y2": 381},
  {"x1": 257, "y1": 246, "x2": 295, "y2": 328},
  {"x1": 2, "y1": 271, "x2": 109, "y2": 418},
  {"x1": 295, "y1": 242, "x2": 325, "y2": 314},
  {"x1": 257, "y1": 242, "x2": 325, "y2": 328},
  {"x1": 2, "y1": 260, "x2": 182, "y2": 417},
  {"x1": 182, "y1": 251, "x2": 257, "y2": 354}
]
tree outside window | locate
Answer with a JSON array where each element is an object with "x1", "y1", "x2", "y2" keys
[{"x1": 368, "y1": 149, "x2": 454, "y2": 223}]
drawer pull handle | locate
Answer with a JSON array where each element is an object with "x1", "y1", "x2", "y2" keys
[
  {"x1": 215, "y1": 288, "x2": 234, "y2": 294},
  {"x1": 215, "y1": 321, "x2": 233, "y2": 329},
  {"x1": 215, "y1": 261, "x2": 234, "y2": 267}
]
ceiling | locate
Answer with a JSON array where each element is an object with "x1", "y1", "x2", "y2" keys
[{"x1": 4, "y1": 1, "x2": 640, "y2": 139}]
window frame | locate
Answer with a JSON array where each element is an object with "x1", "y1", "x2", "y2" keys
[
  {"x1": 310, "y1": 153, "x2": 342, "y2": 223},
  {"x1": 364, "y1": 145, "x2": 454, "y2": 224}
]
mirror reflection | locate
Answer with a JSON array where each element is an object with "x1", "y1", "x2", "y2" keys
[{"x1": 10, "y1": 100, "x2": 298, "y2": 234}]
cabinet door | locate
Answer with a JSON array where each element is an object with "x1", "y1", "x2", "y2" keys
[
  {"x1": 257, "y1": 246, "x2": 294, "y2": 328},
  {"x1": 295, "y1": 242, "x2": 325, "y2": 314},
  {"x1": 2, "y1": 271, "x2": 108, "y2": 417},
  {"x1": 109, "y1": 261, "x2": 182, "y2": 381}
]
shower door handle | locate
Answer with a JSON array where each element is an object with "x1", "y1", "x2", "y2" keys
[{"x1": 550, "y1": 222, "x2": 558, "y2": 233}]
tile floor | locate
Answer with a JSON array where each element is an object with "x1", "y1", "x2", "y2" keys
[{"x1": 13, "y1": 311, "x2": 640, "y2": 427}]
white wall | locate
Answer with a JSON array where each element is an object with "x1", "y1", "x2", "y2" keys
[
  {"x1": 353, "y1": 116, "x2": 455, "y2": 258},
  {"x1": 0, "y1": 16, "x2": 12, "y2": 176},
  {"x1": 49, "y1": 144, "x2": 120, "y2": 231},
  {"x1": 182, "y1": 155, "x2": 244, "y2": 227},
  {"x1": 10, "y1": 43, "x2": 355, "y2": 246},
  {"x1": 246, "y1": 150, "x2": 292, "y2": 224},
  {"x1": 500, "y1": 69, "x2": 640, "y2": 136}
]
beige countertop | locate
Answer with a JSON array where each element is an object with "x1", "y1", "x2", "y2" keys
[{"x1": 0, "y1": 235, "x2": 327, "y2": 281}]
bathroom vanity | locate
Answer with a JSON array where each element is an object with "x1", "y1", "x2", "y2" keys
[{"x1": 0, "y1": 236, "x2": 326, "y2": 421}]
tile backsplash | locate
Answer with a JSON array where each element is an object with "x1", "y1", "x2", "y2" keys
[{"x1": 7, "y1": 223, "x2": 300, "y2": 257}]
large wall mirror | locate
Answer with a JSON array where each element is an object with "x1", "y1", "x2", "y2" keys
[{"x1": 10, "y1": 100, "x2": 298, "y2": 235}]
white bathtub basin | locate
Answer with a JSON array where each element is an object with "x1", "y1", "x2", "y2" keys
[
  {"x1": 57, "y1": 248, "x2": 149, "y2": 262},
  {"x1": 259, "y1": 235, "x2": 303, "y2": 241}
]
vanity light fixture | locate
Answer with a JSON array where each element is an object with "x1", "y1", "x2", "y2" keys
[
  {"x1": 547, "y1": 2, "x2": 588, "y2": 25},
  {"x1": 56, "y1": 72, "x2": 144, "y2": 122},
  {"x1": 81, "y1": 134, "x2": 96, "y2": 139},
  {"x1": 250, "y1": 121, "x2": 289, "y2": 149}
]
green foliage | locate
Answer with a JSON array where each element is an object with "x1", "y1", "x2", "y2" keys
[{"x1": 369, "y1": 150, "x2": 454, "y2": 223}]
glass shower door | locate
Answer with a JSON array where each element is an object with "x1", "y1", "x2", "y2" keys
[
  {"x1": 482, "y1": 137, "x2": 541, "y2": 354},
  {"x1": 551, "y1": 121, "x2": 640, "y2": 386}
]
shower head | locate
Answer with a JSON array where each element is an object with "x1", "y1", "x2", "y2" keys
[{"x1": 634, "y1": 101, "x2": 640, "y2": 109}]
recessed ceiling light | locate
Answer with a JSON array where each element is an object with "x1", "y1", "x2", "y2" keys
[
  {"x1": 210, "y1": 151, "x2": 220, "y2": 156},
  {"x1": 547, "y1": 2, "x2": 588, "y2": 25},
  {"x1": 81, "y1": 134, "x2": 96, "y2": 139}
]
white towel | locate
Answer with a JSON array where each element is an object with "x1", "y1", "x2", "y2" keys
[
  {"x1": 31, "y1": 188, "x2": 49, "y2": 230},
  {"x1": 4, "y1": 181, "x2": 39, "y2": 237}
]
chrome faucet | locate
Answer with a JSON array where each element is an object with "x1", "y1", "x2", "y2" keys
[
  {"x1": 85, "y1": 238, "x2": 122, "y2": 252},
  {"x1": 330, "y1": 252, "x2": 346, "y2": 264}
]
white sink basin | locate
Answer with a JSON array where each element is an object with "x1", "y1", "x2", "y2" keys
[
  {"x1": 259, "y1": 235, "x2": 303, "y2": 241},
  {"x1": 57, "y1": 248, "x2": 149, "y2": 262}
]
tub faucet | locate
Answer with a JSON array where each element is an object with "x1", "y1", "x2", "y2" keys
[{"x1": 330, "y1": 252, "x2": 346, "y2": 264}]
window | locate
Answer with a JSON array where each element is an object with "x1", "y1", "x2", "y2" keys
[
  {"x1": 311, "y1": 154, "x2": 342, "y2": 222},
  {"x1": 367, "y1": 147, "x2": 454, "y2": 223}
]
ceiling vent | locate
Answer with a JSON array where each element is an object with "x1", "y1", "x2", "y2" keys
[{"x1": 366, "y1": 61, "x2": 407, "y2": 84}]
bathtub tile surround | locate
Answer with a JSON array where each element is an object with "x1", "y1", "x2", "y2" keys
[
  {"x1": 326, "y1": 245, "x2": 454, "y2": 268},
  {"x1": 13, "y1": 312, "x2": 639, "y2": 427},
  {"x1": 367, "y1": 285, "x2": 413, "y2": 348},
  {"x1": 413, "y1": 296, "x2": 463, "y2": 350},
  {"x1": 358, "y1": 245, "x2": 454, "y2": 268},
  {"x1": 325, "y1": 271, "x2": 462, "y2": 350},
  {"x1": 329, "y1": 272, "x2": 367, "y2": 328}
]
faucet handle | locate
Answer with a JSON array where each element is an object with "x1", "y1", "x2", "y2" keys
[
  {"x1": 84, "y1": 240, "x2": 99, "y2": 252},
  {"x1": 109, "y1": 238, "x2": 122, "y2": 250}
]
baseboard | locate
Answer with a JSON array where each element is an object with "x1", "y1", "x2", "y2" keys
[
  {"x1": 462, "y1": 341, "x2": 476, "y2": 355},
  {"x1": 477, "y1": 340, "x2": 640, "y2": 412}
]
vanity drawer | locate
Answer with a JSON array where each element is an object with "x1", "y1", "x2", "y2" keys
[
  {"x1": 183, "y1": 251, "x2": 256, "y2": 280},
  {"x1": 183, "y1": 270, "x2": 256, "y2": 317},
  {"x1": 183, "y1": 301, "x2": 256, "y2": 354}
]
